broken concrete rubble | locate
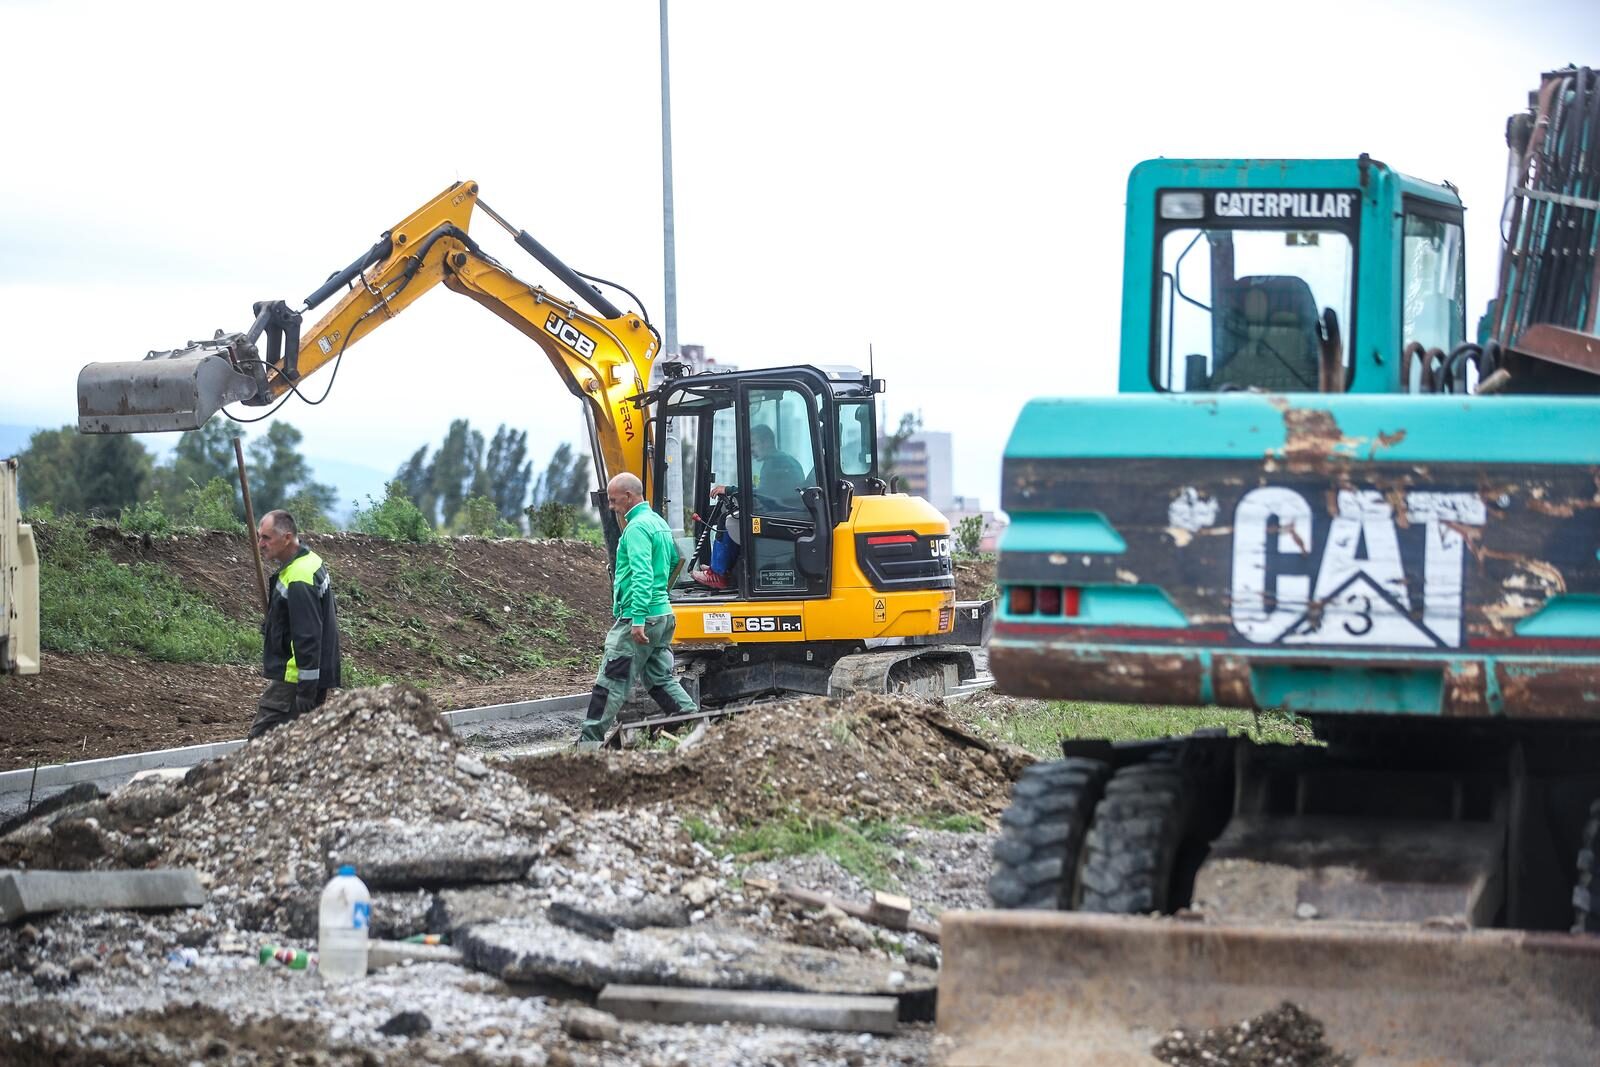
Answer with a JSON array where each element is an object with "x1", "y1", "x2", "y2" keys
[
  {"x1": 325, "y1": 818, "x2": 541, "y2": 889},
  {"x1": 432, "y1": 883, "x2": 692, "y2": 935},
  {"x1": 459, "y1": 913, "x2": 937, "y2": 1016},
  {"x1": 0, "y1": 684, "x2": 1006, "y2": 1063}
]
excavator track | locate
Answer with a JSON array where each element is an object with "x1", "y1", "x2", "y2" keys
[{"x1": 605, "y1": 641, "x2": 991, "y2": 746}]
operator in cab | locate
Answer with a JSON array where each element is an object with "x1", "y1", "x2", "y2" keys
[{"x1": 690, "y1": 424, "x2": 803, "y2": 589}]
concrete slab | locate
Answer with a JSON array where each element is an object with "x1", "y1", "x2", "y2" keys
[
  {"x1": 599, "y1": 984, "x2": 900, "y2": 1034},
  {"x1": 0, "y1": 868, "x2": 206, "y2": 921},
  {"x1": 460, "y1": 913, "x2": 936, "y2": 1017}
]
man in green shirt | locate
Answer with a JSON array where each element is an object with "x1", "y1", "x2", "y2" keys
[{"x1": 577, "y1": 473, "x2": 698, "y2": 747}]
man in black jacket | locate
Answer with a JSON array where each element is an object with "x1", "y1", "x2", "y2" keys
[{"x1": 250, "y1": 509, "x2": 342, "y2": 739}]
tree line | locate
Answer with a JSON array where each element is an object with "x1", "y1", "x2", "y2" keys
[{"x1": 15, "y1": 419, "x2": 594, "y2": 538}]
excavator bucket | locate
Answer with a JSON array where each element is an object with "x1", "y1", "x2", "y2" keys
[
  {"x1": 77, "y1": 350, "x2": 260, "y2": 434},
  {"x1": 937, "y1": 911, "x2": 1600, "y2": 1066}
]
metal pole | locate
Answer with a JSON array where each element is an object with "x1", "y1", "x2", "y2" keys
[
  {"x1": 234, "y1": 437, "x2": 267, "y2": 612},
  {"x1": 660, "y1": 0, "x2": 678, "y2": 358}
]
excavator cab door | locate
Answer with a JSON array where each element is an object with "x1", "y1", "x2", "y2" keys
[{"x1": 737, "y1": 380, "x2": 832, "y2": 599}]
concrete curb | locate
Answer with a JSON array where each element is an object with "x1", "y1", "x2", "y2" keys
[{"x1": 0, "y1": 868, "x2": 207, "y2": 921}]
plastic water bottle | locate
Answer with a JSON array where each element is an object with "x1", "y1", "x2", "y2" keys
[{"x1": 318, "y1": 865, "x2": 371, "y2": 982}]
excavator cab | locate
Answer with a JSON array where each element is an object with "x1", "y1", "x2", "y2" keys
[{"x1": 652, "y1": 364, "x2": 880, "y2": 604}]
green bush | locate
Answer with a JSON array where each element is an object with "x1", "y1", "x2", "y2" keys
[
  {"x1": 118, "y1": 497, "x2": 173, "y2": 538},
  {"x1": 181, "y1": 477, "x2": 247, "y2": 534},
  {"x1": 527, "y1": 500, "x2": 578, "y2": 539},
  {"x1": 458, "y1": 494, "x2": 519, "y2": 538},
  {"x1": 280, "y1": 489, "x2": 336, "y2": 535},
  {"x1": 955, "y1": 514, "x2": 985, "y2": 557},
  {"x1": 352, "y1": 482, "x2": 434, "y2": 543},
  {"x1": 39, "y1": 519, "x2": 259, "y2": 663}
]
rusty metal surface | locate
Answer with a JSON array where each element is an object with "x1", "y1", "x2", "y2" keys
[
  {"x1": 993, "y1": 640, "x2": 1203, "y2": 706},
  {"x1": 936, "y1": 910, "x2": 1600, "y2": 1066},
  {"x1": 998, "y1": 456, "x2": 1600, "y2": 650},
  {"x1": 1513, "y1": 323, "x2": 1600, "y2": 378},
  {"x1": 991, "y1": 637, "x2": 1600, "y2": 719}
]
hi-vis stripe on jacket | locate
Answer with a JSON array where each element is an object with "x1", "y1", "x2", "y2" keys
[{"x1": 262, "y1": 547, "x2": 342, "y2": 688}]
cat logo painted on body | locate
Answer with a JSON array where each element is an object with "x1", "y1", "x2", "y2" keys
[{"x1": 1231, "y1": 487, "x2": 1485, "y2": 649}]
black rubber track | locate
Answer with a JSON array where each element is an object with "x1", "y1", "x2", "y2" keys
[
  {"x1": 987, "y1": 757, "x2": 1111, "y2": 910},
  {"x1": 1077, "y1": 763, "x2": 1187, "y2": 914},
  {"x1": 1572, "y1": 797, "x2": 1600, "y2": 933}
]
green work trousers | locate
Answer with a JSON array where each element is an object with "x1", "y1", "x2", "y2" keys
[{"x1": 577, "y1": 614, "x2": 696, "y2": 746}]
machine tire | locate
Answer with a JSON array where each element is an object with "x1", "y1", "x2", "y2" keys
[
  {"x1": 987, "y1": 757, "x2": 1110, "y2": 910},
  {"x1": 1076, "y1": 763, "x2": 1187, "y2": 914},
  {"x1": 1572, "y1": 797, "x2": 1600, "y2": 933}
]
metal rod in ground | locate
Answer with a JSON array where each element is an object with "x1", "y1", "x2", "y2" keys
[{"x1": 234, "y1": 437, "x2": 267, "y2": 611}]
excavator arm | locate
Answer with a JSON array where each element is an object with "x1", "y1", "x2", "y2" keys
[{"x1": 77, "y1": 181, "x2": 659, "y2": 487}]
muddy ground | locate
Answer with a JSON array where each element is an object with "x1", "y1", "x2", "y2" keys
[
  {"x1": 0, "y1": 527, "x2": 614, "y2": 771},
  {"x1": 0, "y1": 528, "x2": 996, "y2": 771}
]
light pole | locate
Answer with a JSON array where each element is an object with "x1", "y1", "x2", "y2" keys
[{"x1": 660, "y1": 0, "x2": 678, "y2": 359}]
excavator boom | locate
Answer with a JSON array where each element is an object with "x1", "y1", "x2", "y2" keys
[{"x1": 76, "y1": 181, "x2": 658, "y2": 487}]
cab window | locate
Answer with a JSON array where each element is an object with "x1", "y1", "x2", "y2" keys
[
  {"x1": 1157, "y1": 226, "x2": 1355, "y2": 392},
  {"x1": 836, "y1": 400, "x2": 873, "y2": 477},
  {"x1": 1401, "y1": 207, "x2": 1466, "y2": 382}
]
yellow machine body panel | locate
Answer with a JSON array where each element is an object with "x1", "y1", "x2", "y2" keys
[{"x1": 671, "y1": 493, "x2": 955, "y2": 645}]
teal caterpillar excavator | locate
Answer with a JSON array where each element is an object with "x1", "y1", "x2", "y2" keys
[{"x1": 940, "y1": 66, "x2": 1600, "y2": 1065}]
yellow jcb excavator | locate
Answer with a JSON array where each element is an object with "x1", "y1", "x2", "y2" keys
[{"x1": 76, "y1": 181, "x2": 987, "y2": 712}]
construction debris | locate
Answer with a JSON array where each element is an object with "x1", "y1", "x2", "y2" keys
[
  {"x1": 745, "y1": 879, "x2": 941, "y2": 943},
  {"x1": 0, "y1": 683, "x2": 999, "y2": 1064},
  {"x1": 458, "y1": 911, "x2": 934, "y2": 1005},
  {"x1": 1153, "y1": 1001, "x2": 1355, "y2": 1067},
  {"x1": 599, "y1": 983, "x2": 902, "y2": 1035},
  {"x1": 366, "y1": 938, "x2": 464, "y2": 971}
]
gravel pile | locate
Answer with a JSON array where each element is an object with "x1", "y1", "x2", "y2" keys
[{"x1": 1153, "y1": 1001, "x2": 1355, "y2": 1067}]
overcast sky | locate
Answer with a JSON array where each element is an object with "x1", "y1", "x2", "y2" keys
[{"x1": 2, "y1": 0, "x2": 1596, "y2": 511}]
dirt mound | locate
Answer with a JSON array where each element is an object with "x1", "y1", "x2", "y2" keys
[
  {"x1": 0, "y1": 526, "x2": 614, "y2": 771},
  {"x1": 953, "y1": 556, "x2": 996, "y2": 603},
  {"x1": 1154, "y1": 1002, "x2": 1355, "y2": 1067},
  {"x1": 1, "y1": 1001, "x2": 343, "y2": 1067},
  {"x1": 513, "y1": 694, "x2": 1032, "y2": 824}
]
